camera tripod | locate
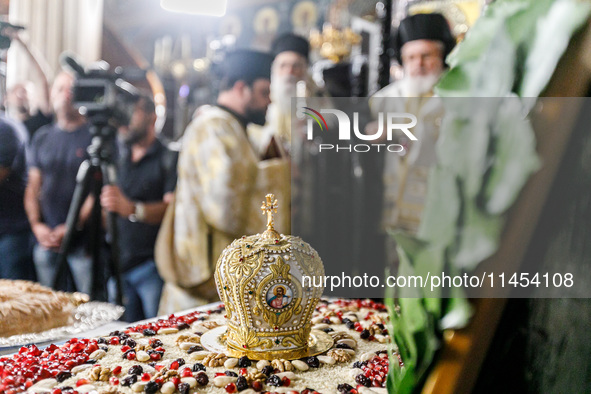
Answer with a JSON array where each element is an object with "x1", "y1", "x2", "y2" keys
[{"x1": 53, "y1": 117, "x2": 123, "y2": 305}]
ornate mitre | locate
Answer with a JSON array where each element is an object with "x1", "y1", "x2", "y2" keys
[{"x1": 214, "y1": 194, "x2": 325, "y2": 360}]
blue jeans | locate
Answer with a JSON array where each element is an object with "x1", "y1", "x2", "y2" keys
[
  {"x1": 0, "y1": 229, "x2": 35, "y2": 280},
  {"x1": 108, "y1": 260, "x2": 163, "y2": 322},
  {"x1": 33, "y1": 244, "x2": 93, "y2": 295}
]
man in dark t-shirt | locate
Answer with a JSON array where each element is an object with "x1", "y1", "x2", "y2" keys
[
  {"x1": 25, "y1": 71, "x2": 94, "y2": 294},
  {"x1": 101, "y1": 94, "x2": 176, "y2": 321},
  {"x1": 0, "y1": 117, "x2": 35, "y2": 280}
]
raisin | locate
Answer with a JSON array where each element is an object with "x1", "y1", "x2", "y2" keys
[
  {"x1": 345, "y1": 321, "x2": 356, "y2": 330},
  {"x1": 267, "y1": 375, "x2": 282, "y2": 386},
  {"x1": 175, "y1": 358, "x2": 186, "y2": 367},
  {"x1": 252, "y1": 381, "x2": 263, "y2": 392},
  {"x1": 84, "y1": 359, "x2": 97, "y2": 364},
  {"x1": 150, "y1": 339, "x2": 163, "y2": 349},
  {"x1": 97, "y1": 337, "x2": 108, "y2": 345},
  {"x1": 128, "y1": 365, "x2": 143, "y2": 376},
  {"x1": 109, "y1": 330, "x2": 121, "y2": 337},
  {"x1": 352, "y1": 361, "x2": 365, "y2": 369},
  {"x1": 237, "y1": 356, "x2": 251, "y2": 368},
  {"x1": 177, "y1": 322, "x2": 190, "y2": 330},
  {"x1": 178, "y1": 382, "x2": 191, "y2": 394},
  {"x1": 225, "y1": 371, "x2": 238, "y2": 377},
  {"x1": 360, "y1": 329, "x2": 370, "y2": 339},
  {"x1": 145, "y1": 381, "x2": 160, "y2": 394},
  {"x1": 56, "y1": 371, "x2": 72, "y2": 383},
  {"x1": 236, "y1": 376, "x2": 248, "y2": 391},
  {"x1": 336, "y1": 343, "x2": 353, "y2": 350},
  {"x1": 342, "y1": 318, "x2": 352, "y2": 325},
  {"x1": 121, "y1": 374, "x2": 138, "y2": 387},
  {"x1": 124, "y1": 338, "x2": 137, "y2": 348},
  {"x1": 143, "y1": 329, "x2": 156, "y2": 336},
  {"x1": 323, "y1": 327, "x2": 334, "y2": 333},
  {"x1": 195, "y1": 371, "x2": 209, "y2": 386},
  {"x1": 337, "y1": 383, "x2": 354, "y2": 393},
  {"x1": 306, "y1": 356, "x2": 320, "y2": 368},
  {"x1": 192, "y1": 363, "x2": 206, "y2": 372},
  {"x1": 187, "y1": 345, "x2": 204, "y2": 353},
  {"x1": 356, "y1": 374, "x2": 371, "y2": 387},
  {"x1": 261, "y1": 365, "x2": 273, "y2": 376}
]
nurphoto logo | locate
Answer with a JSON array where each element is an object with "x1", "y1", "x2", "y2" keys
[{"x1": 302, "y1": 107, "x2": 418, "y2": 153}]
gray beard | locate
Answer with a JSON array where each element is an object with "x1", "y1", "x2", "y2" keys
[
  {"x1": 401, "y1": 73, "x2": 442, "y2": 96},
  {"x1": 271, "y1": 75, "x2": 298, "y2": 113}
]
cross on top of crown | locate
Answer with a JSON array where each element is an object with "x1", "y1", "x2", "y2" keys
[
  {"x1": 261, "y1": 194, "x2": 278, "y2": 229},
  {"x1": 261, "y1": 194, "x2": 280, "y2": 240}
]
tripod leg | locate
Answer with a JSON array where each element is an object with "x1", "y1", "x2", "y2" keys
[
  {"x1": 101, "y1": 162, "x2": 124, "y2": 306},
  {"x1": 54, "y1": 160, "x2": 95, "y2": 292},
  {"x1": 88, "y1": 177, "x2": 105, "y2": 300}
]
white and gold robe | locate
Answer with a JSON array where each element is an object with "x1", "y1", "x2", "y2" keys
[
  {"x1": 370, "y1": 81, "x2": 443, "y2": 234},
  {"x1": 158, "y1": 105, "x2": 290, "y2": 314}
]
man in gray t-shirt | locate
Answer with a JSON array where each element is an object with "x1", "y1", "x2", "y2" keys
[{"x1": 25, "y1": 71, "x2": 94, "y2": 294}]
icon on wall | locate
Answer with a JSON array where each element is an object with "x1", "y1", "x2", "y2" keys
[
  {"x1": 254, "y1": 7, "x2": 280, "y2": 35},
  {"x1": 292, "y1": 1, "x2": 318, "y2": 33}
]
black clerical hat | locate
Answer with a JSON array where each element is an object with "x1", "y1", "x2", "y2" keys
[
  {"x1": 222, "y1": 49, "x2": 273, "y2": 82},
  {"x1": 272, "y1": 33, "x2": 310, "y2": 61},
  {"x1": 393, "y1": 13, "x2": 456, "y2": 65}
]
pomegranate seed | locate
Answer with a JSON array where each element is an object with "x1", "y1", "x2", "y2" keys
[
  {"x1": 120, "y1": 345, "x2": 131, "y2": 352},
  {"x1": 141, "y1": 372, "x2": 151, "y2": 381},
  {"x1": 109, "y1": 377, "x2": 119, "y2": 385},
  {"x1": 225, "y1": 382, "x2": 237, "y2": 393},
  {"x1": 52, "y1": 389, "x2": 62, "y2": 394},
  {"x1": 239, "y1": 368, "x2": 248, "y2": 375},
  {"x1": 154, "y1": 364, "x2": 165, "y2": 372},
  {"x1": 76, "y1": 378, "x2": 89, "y2": 387},
  {"x1": 171, "y1": 377, "x2": 181, "y2": 387},
  {"x1": 112, "y1": 366, "x2": 122, "y2": 375},
  {"x1": 109, "y1": 337, "x2": 120, "y2": 345},
  {"x1": 126, "y1": 352, "x2": 136, "y2": 361},
  {"x1": 154, "y1": 377, "x2": 164, "y2": 385},
  {"x1": 170, "y1": 361, "x2": 179, "y2": 370},
  {"x1": 252, "y1": 381, "x2": 263, "y2": 392},
  {"x1": 181, "y1": 368, "x2": 193, "y2": 378},
  {"x1": 86, "y1": 343, "x2": 98, "y2": 354}
]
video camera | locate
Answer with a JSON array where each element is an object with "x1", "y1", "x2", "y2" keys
[{"x1": 60, "y1": 53, "x2": 140, "y2": 131}]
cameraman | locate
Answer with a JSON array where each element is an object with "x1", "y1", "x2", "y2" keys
[{"x1": 100, "y1": 94, "x2": 176, "y2": 321}]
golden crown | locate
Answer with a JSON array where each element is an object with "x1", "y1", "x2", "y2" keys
[{"x1": 214, "y1": 194, "x2": 326, "y2": 360}]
